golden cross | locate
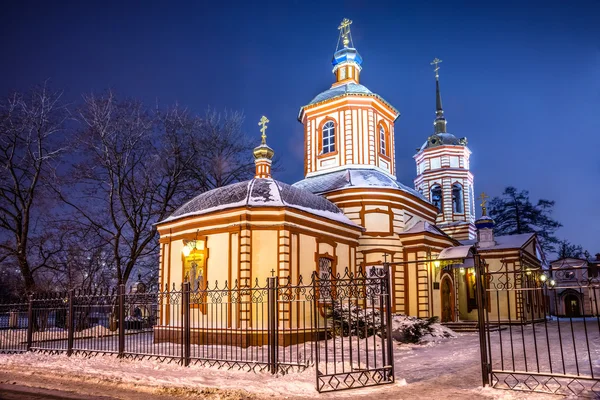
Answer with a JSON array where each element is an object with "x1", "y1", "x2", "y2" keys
[
  {"x1": 338, "y1": 18, "x2": 353, "y2": 47},
  {"x1": 479, "y1": 192, "x2": 489, "y2": 208},
  {"x1": 430, "y1": 58, "x2": 442, "y2": 78},
  {"x1": 258, "y1": 115, "x2": 269, "y2": 144}
]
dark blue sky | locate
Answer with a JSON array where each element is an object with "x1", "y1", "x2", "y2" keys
[{"x1": 1, "y1": 0, "x2": 598, "y2": 254}]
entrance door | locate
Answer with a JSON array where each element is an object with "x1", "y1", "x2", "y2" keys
[
  {"x1": 564, "y1": 294, "x2": 581, "y2": 317},
  {"x1": 440, "y1": 275, "x2": 454, "y2": 322}
]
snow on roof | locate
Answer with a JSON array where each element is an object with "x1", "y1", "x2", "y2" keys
[
  {"x1": 299, "y1": 83, "x2": 399, "y2": 119},
  {"x1": 438, "y1": 245, "x2": 473, "y2": 260},
  {"x1": 293, "y1": 168, "x2": 429, "y2": 202},
  {"x1": 460, "y1": 233, "x2": 535, "y2": 251},
  {"x1": 308, "y1": 83, "x2": 372, "y2": 105},
  {"x1": 419, "y1": 132, "x2": 465, "y2": 152},
  {"x1": 402, "y1": 221, "x2": 446, "y2": 236},
  {"x1": 161, "y1": 178, "x2": 360, "y2": 228}
]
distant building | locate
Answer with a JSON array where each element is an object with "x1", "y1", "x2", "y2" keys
[{"x1": 548, "y1": 254, "x2": 600, "y2": 317}]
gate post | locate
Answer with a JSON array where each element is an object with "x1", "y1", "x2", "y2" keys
[
  {"x1": 312, "y1": 272, "x2": 320, "y2": 391},
  {"x1": 182, "y1": 282, "x2": 191, "y2": 367},
  {"x1": 474, "y1": 253, "x2": 490, "y2": 386},
  {"x1": 118, "y1": 284, "x2": 125, "y2": 356},
  {"x1": 67, "y1": 289, "x2": 75, "y2": 356},
  {"x1": 26, "y1": 295, "x2": 33, "y2": 351},
  {"x1": 267, "y1": 276, "x2": 278, "y2": 374},
  {"x1": 382, "y1": 263, "x2": 394, "y2": 380}
]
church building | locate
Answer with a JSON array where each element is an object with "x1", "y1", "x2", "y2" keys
[{"x1": 155, "y1": 19, "x2": 546, "y2": 334}]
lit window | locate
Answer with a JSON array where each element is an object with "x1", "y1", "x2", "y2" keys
[
  {"x1": 322, "y1": 121, "x2": 335, "y2": 154},
  {"x1": 431, "y1": 185, "x2": 442, "y2": 211},
  {"x1": 452, "y1": 183, "x2": 463, "y2": 214},
  {"x1": 379, "y1": 125, "x2": 387, "y2": 156}
]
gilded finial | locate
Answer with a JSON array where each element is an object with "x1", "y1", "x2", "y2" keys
[
  {"x1": 430, "y1": 58, "x2": 442, "y2": 79},
  {"x1": 338, "y1": 18, "x2": 353, "y2": 48},
  {"x1": 479, "y1": 192, "x2": 490, "y2": 216},
  {"x1": 258, "y1": 115, "x2": 270, "y2": 145}
]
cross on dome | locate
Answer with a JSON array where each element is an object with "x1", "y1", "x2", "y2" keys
[
  {"x1": 338, "y1": 18, "x2": 353, "y2": 48},
  {"x1": 253, "y1": 115, "x2": 274, "y2": 178},
  {"x1": 479, "y1": 192, "x2": 490, "y2": 216},
  {"x1": 430, "y1": 58, "x2": 442, "y2": 79},
  {"x1": 258, "y1": 115, "x2": 269, "y2": 144}
]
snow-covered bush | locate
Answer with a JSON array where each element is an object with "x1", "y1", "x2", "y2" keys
[
  {"x1": 327, "y1": 302, "x2": 455, "y2": 343},
  {"x1": 328, "y1": 301, "x2": 383, "y2": 338}
]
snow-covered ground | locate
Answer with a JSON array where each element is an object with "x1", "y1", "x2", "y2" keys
[{"x1": 0, "y1": 327, "x2": 565, "y2": 399}]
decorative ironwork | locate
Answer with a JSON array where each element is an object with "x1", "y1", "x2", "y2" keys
[
  {"x1": 478, "y1": 259, "x2": 600, "y2": 397},
  {"x1": 0, "y1": 269, "x2": 394, "y2": 393},
  {"x1": 314, "y1": 266, "x2": 394, "y2": 392}
]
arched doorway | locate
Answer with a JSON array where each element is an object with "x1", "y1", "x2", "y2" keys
[
  {"x1": 564, "y1": 294, "x2": 581, "y2": 317},
  {"x1": 440, "y1": 275, "x2": 455, "y2": 322}
]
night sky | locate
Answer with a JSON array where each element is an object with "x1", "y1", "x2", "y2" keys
[{"x1": 1, "y1": 0, "x2": 598, "y2": 254}]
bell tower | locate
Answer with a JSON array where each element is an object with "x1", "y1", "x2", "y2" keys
[
  {"x1": 414, "y1": 59, "x2": 476, "y2": 240},
  {"x1": 298, "y1": 19, "x2": 400, "y2": 178}
]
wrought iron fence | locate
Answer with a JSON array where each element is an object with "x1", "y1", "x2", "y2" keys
[
  {"x1": 477, "y1": 258, "x2": 600, "y2": 397},
  {"x1": 0, "y1": 268, "x2": 394, "y2": 393},
  {"x1": 314, "y1": 266, "x2": 394, "y2": 392}
]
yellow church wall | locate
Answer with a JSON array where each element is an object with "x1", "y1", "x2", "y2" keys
[
  {"x1": 207, "y1": 233, "x2": 229, "y2": 287},
  {"x1": 251, "y1": 230, "x2": 278, "y2": 283},
  {"x1": 298, "y1": 234, "x2": 318, "y2": 280},
  {"x1": 406, "y1": 252, "x2": 418, "y2": 316}
]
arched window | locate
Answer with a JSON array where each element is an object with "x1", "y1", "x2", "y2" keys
[
  {"x1": 452, "y1": 183, "x2": 463, "y2": 214},
  {"x1": 322, "y1": 121, "x2": 335, "y2": 154},
  {"x1": 430, "y1": 184, "x2": 442, "y2": 211},
  {"x1": 379, "y1": 124, "x2": 387, "y2": 156}
]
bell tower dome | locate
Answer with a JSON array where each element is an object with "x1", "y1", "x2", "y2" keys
[
  {"x1": 414, "y1": 59, "x2": 476, "y2": 240},
  {"x1": 331, "y1": 18, "x2": 362, "y2": 87}
]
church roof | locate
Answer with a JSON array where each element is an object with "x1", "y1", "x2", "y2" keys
[
  {"x1": 293, "y1": 168, "x2": 428, "y2": 201},
  {"x1": 161, "y1": 178, "x2": 359, "y2": 228},
  {"x1": 299, "y1": 83, "x2": 399, "y2": 118},
  {"x1": 402, "y1": 221, "x2": 448, "y2": 236},
  {"x1": 419, "y1": 132, "x2": 466, "y2": 151},
  {"x1": 460, "y1": 233, "x2": 535, "y2": 251}
]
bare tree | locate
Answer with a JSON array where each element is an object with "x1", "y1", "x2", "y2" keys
[
  {"x1": 57, "y1": 92, "x2": 204, "y2": 284},
  {"x1": 192, "y1": 108, "x2": 255, "y2": 191},
  {"x1": 0, "y1": 83, "x2": 69, "y2": 293}
]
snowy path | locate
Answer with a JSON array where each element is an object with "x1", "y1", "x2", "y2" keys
[{"x1": 0, "y1": 332, "x2": 562, "y2": 399}]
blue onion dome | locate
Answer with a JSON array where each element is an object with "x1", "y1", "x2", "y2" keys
[
  {"x1": 332, "y1": 47, "x2": 363, "y2": 67},
  {"x1": 475, "y1": 214, "x2": 495, "y2": 230}
]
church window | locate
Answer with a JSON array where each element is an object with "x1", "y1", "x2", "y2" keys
[
  {"x1": 321, "y1": 121, "x2": 336, "y2": 154},
  {"x1": 339, "y1": 67, "x2": 346, "y2": 80},
  {"x1": 430, "y1": 184, "x2": 442, "y2": 211},
  {"x1": 379, "y1": 125, "x2": 387, "y2": 156},
  {"x1": 469, "y1": 185, "x2": 475, "y2": 216},
  {"x1": 452, "y1": 183, "x2": 463, "y2": 214},
  {"x1": 431, "y1": 157, "x2": 441, "y2": 169}
]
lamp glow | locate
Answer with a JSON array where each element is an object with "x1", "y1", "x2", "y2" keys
[
  {"x1": 460, "y1": 268, "x2": 466, "y2": 275},
  {"x1": 433, "y1": 261, "x2": 441, "y2": 268},
  {"x1": 182, "y1": 245, "x2": 191, "y2": 257},
  {"x1": 549, "y1": 279, "x2": 556, "y2": 287},
  {"x1": 539, "y1": 274, "x2": 547, "y2": 282}
]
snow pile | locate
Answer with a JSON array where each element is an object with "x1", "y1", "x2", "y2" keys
[{"x1": 390, "y1": 314, "x2": 456, "y2": 344}]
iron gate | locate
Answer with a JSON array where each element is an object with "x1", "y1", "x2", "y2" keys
[
  {"x1": 476, "y1": 255, "x2": 600, "y2": 397},
  {"x1": 313, "y1": 266, "x2": 395, "y2": 392}
]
